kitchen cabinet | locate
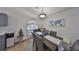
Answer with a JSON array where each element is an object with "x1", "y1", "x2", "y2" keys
[
  {"x1": 0, "y1": 36, "x2": 2, "y2": 50},
  {"x1": 0, "y1": 34, "x2": 6, "y2": 51}
]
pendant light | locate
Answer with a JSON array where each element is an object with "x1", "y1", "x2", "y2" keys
[{"x1": 39, "y1": 8, "x2": 46, "y2": 19}]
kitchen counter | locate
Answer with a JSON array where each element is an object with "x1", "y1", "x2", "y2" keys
[
  {"x1": 0, "y1": 31, "x2": 6, "y2": 36},
  {"x1": 44, "y1": 35, "x2": 61, "y2": 45},
  {"x1": 32, "y1": 32, "x2": 59, "y2": 51},
  {"x1": 0, "y1": 31, "x2": 14, "y2": 50}
]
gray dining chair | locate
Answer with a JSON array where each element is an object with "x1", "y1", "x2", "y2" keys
[{"x1": 71, "y1": 40, "x2": 79, "y2": 51}]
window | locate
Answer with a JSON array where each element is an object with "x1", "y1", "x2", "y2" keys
[
  {"x1": 26, "y1": 20, "x2": 38, "y2": 35},
  {"x1": 27, "y1": 23, "x2": 38, "y2": 31}
]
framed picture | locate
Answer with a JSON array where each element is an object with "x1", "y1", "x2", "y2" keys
[{"x1": 49, "y1": 19, "x2": 65, "y2": 27}]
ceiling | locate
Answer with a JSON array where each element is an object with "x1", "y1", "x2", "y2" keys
[
  {"x1": 0, "y1": 7, "x2": 73, "y2": 19},
  {"x1": 22, "y1": 7, "x2": 72, "y2": 16}
]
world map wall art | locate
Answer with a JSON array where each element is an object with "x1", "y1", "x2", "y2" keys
[{"x1": 49, "y1": 18, "x2": 65, "y2": 27}]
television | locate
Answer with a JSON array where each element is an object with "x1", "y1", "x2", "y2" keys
[{"x1": 0, "y1": 13, "x2": 8, "y2": 26}]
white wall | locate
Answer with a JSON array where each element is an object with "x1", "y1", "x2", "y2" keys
[
  {"x1": 43, "y1": 8, "x2": 79, "y2": 45},
  {"x1": 1, "y1": 7, "x2": 79, "y2": 45},
  {"x1": 0, "y1": 7, "x2": 42, "y2": 42}
]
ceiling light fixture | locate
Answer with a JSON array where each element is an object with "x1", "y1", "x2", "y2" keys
[{"x1": 39, "y1": 8, "x2": 46, "y2": 19}]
